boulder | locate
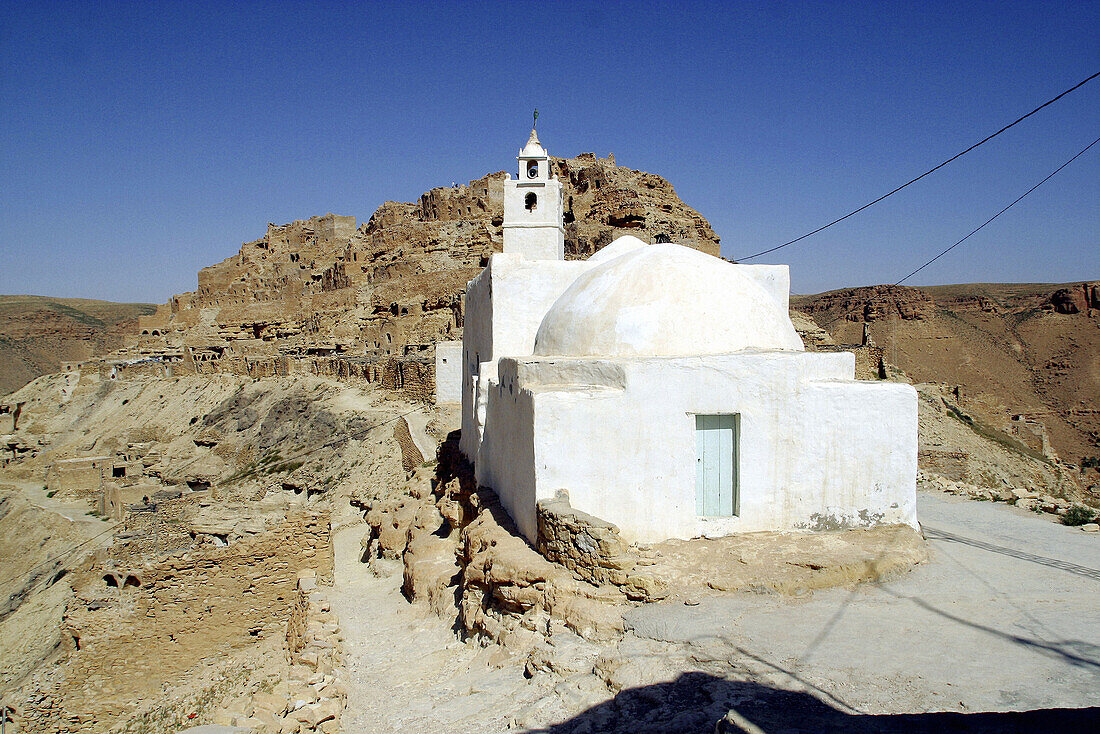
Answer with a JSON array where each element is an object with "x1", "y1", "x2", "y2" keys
[
  {"x1": 251, "y1": 692, "x2": 288, "y2": 717},
  {"x1": 1051, "y1": 288, "x2": 1083, "y2": 314}
]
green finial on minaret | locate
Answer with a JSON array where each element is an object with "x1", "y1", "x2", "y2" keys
[{"x1": 533, "y1": 108, "x2": 539, "y2": 130}]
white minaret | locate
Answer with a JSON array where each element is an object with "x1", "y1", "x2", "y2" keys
[{"x1": 502, "y1": 128, "x2": 565, "y2": 260}]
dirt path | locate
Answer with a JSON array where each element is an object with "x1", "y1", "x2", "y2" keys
[
  {"x1": 327, "y1": 491, "x2": 1099, "y2": 732},
  {"x1": 619, "y1": 491, "x2": 1100, "y2": 726},
  {"x1": 5, "y1": 479, "x2": 113, "y2": 529},
  {"x1": 327, "y1": 521, "x2": 556, "y2": 733}
]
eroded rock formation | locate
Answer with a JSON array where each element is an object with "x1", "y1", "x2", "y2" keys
[
  {"x1": 795, "y1": 284, "x2": 936, "y2": 323},
  {"x1": 109, "y1": 155, "x2": 720, "y2": 400}
]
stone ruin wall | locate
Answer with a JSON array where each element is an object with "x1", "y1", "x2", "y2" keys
[
  {"x1": 393, "y1": 417, "x2": 426, "y2": 472},
  {"x1": 110, "y1": 156, "x2": 723, "y2": 398},
  {"x1": 17, "y1": 509, "x2": 334, "y2": 733},
  {"x1": 100, "y1": 350, "x2": 439, "y2": 403},
  {"x1": 918, "y1": 448, "x2": 971, "y2": 482}
]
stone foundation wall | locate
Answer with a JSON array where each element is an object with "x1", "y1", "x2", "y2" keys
[
  {"x1": 919, "y1": 449, "x2": 970, "y2": 481},
  {"x1": 536, "y1": 496, "x2": 635, "y2": 586},
  {"x1": 393, "y1": 417, "x2": 425, "y2": 472}
]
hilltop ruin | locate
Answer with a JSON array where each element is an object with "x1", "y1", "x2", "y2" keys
[{"x1": 102, "y1": 154, "x2": 720, "y2": 400}]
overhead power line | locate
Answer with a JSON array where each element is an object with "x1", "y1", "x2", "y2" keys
[
  {"x1": 894, "y1": 133, "x2": 1100, "y2": 285},
  {"x1": 805, "y1": 133, "x2": 1098, "y2": 337},
  {"x1": 738, "y1": 70, "x2": 1100, "y2": 261}
]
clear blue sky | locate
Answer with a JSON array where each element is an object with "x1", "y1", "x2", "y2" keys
[{"x1": 1, "y1": 0, "x2": 1097, "y2": 303}]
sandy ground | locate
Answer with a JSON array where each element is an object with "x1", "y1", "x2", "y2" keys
[
  {"x1": 328, "y1": 514, "x2": 560, "y2": 733},
  {"x1": 328, "y1": 492, "x2": 1099, "y2": 732},
  {"x1": 622, "y1": 492, "x2": 1099, "y2": 718},
  {"x1": 7, "y1": 478, "x2": 113, "y2": 528}
]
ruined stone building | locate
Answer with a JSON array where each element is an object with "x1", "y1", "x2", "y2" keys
[
  {"x1": 459, "y1": 129, "x2": 919, "y2": 543},
  {"x1": 102, "y1": 132, "x2": 722, "y2": 403}
]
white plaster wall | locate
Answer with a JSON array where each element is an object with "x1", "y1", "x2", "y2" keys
[
  {"x1": 737, "y1": 264, "x2": 792, "y2": 311},
  {"x1": 489, "y1": 255, "x2": 590, "y2": 359},
  {"x1": 460, "y1": 254, "x2": 589, "y2": 460},
  {"x1": 486, "y1": 352, "x2": 917, "y2": 544},
  {"x1": 502, "y1": 225, "x2": 565, "y2": 261},
  {"x1": 477, "y1": 363, "x2": 539, "y2": 540},
  {"x1": 503, "y1": 177, "x2": 565, "y2": 260},
  {"x1": 460, "y1": 267, "x2": 494, "y2": 460},
  {"x1": 434, "y1": 341, "x2": 463, "y2": 404}
]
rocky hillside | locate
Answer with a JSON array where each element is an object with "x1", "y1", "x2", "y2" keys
[
  {"x1": 794, "y1": 281, "x2": 1100, "y2": 492},
  {"x1": 0, "y1": 366, "x2": 422, "y2": 732},
  {"x1": 0, "y1": 349, "x2": 1088, "y2": 732},
  {"x1": 0, "y1": 296, "x2": 155, "y2": 394},
  {"x1": 125, "y1": 153, "x2": 720, "y2": 370}
]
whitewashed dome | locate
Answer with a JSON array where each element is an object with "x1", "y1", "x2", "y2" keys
[
  {"x1": 519, "y1": 129, "x2": 547, "y2": 158},
  {"x1": 534, "y1": 243, "x2": 803, "y2": 358},
  {"x1": 585, "y1": 234, "x2": 647, "y2": 266}
]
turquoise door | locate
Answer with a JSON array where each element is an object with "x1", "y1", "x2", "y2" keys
[{"x1": 695, "y1": 414, "x2": 738, "y2": 516}]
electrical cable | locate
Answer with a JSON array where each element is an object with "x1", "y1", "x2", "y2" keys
[
  {"x1": 894, "y1": 133, "x2": 1100, "y2": 285},
  {"x1": 738, "y1": 70, "x2": 1100, "y2": 261},
  {"x1": 805, "y1": 133, "x2": 1099, "y2": 335}
]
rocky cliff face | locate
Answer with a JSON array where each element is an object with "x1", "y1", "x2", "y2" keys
[
  {"x1": 116, "y1": 155, "x2": 721, "y2": 377},
  {"x1": 794, "y1": 282, "x2": 1100, "y2": 491},
  {"x1": 1050, "y1": 283, "x2": 1100, "y2": 315},
  {"x1": 794, "y1": 284, "x2": 936, "y2": 324}
]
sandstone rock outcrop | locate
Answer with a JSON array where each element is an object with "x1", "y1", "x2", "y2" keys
[
  {"x1": 102, "y1": 155, "x2": 721, "y2": 402},
  {"x1": 1049, "y1": 283, "x2": 1098, "y2": 315},
  {"x1": 795, "y1": 284, "x2": 935, "y2": 323}
]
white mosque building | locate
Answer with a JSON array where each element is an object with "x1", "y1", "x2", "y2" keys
[{"x1": 457, "y1": 129, "x2": 918, "y2": 544}]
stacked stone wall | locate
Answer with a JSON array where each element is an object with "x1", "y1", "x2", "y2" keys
[
  {"x1": 810, "y1": 344, "x2": 886, "y2": 381},
  {"x1": 854, "y1": 345, "x2": 886, "y2": 380},
  {"x1": 111, "y1": 350, "x2": 433, "y2": 401},
  {"x1": 380, "y1": 357, "x2": 434, "y2": 402},
  {"x1": 17, "y1": 510, "x2": 333, "y2": 733},
  {"x1": 536, "y1": 497, "x2": 635, "y2": 587},
  {"x1": 393, "y1": 417, "x2": 425, "y2": 472},
  {"x1": 918, "y1": 449, "x2": 970, "y2": 481}
]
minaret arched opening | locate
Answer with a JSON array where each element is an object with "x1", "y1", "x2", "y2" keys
[{"x1": 525, "y1": 193, "x2": 538, "y2": 211}]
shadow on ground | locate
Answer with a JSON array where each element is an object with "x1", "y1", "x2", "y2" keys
[{"x1": 526, "y1": 672, "x2": 1099, "y2": 733}]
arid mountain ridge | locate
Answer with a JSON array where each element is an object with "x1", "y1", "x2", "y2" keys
[
  {"x1": 125, "y1": 152, "x2": 720, "y2": 369},
  {"x1": 2, "y1": 153, "x2": 1096, "y2": 483},
  {"x1": 0, "y1": 296, "x2": 155, "y2": 395}
]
